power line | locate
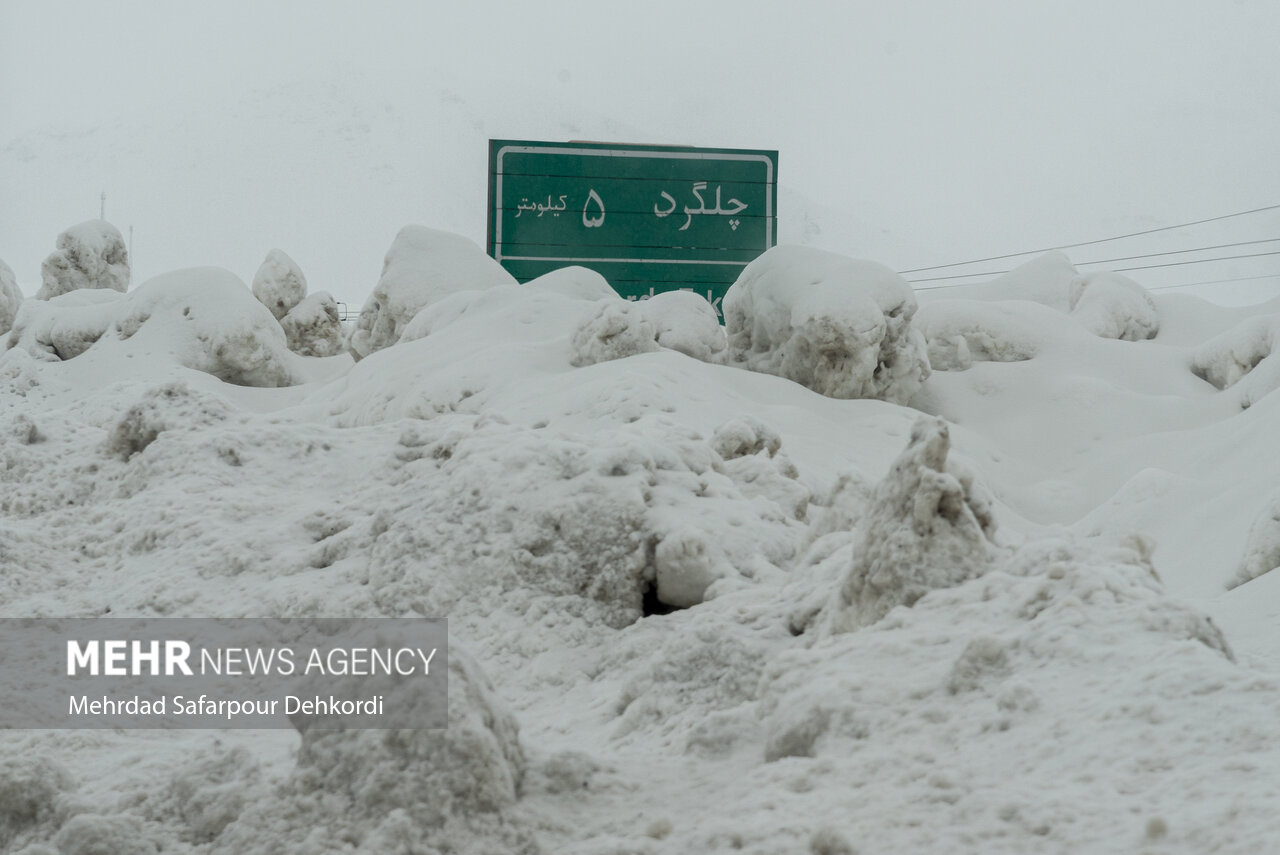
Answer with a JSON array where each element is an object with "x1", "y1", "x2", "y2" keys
[
  {"x1": 909, "y1": 248, "x2": 1280, "y2": 289},
  {"x1": 1075, "y1": 237, "x2": 1280, "y2": 268},
  {"x1": 1148, "y1": 272, "x2": 1280, "y2": 292},
  {"x1": 1110, "y1": 249, "x2": 1280, "y2": 274},
  {"x1": 898, "y1": 202, "x2": 1280, "y2": 275}
]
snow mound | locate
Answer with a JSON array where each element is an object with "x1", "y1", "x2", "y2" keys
[
  {"x1": 35, "y1": 219, "x2": 130, "y2": 300},
  {"x1": 723, "y1": 245, "x2": 930, "y2": 404},
  {"x1": 9, "y1": 268, "x2": 299, "y2": 387},
  {"x1": 1190, "y1": 313, "x2": 1280, "y2": 407},
  {"x1": 0, "y1": 259, "x2": 22, "y2": 335},
  {"x1": 752, "y1": 535, "x2": 1256, "y2": 853},
  {"x1": 280, "y1": 291, "x2": 345, "y2": 357},
  {"x1": 6, "y1": 289, "x2": 123, "y2": 361},
  {"x1": 251, "y1": 248, "x2": 307, "y2": 321},
  {"x1": 523, "y1": 264, "x2": 618, "y2": 301},
  {"x1": 638, "y1": 289, "x2": 727, "y2": 363},
  {"x1": 570, "y1": 299, "x2": 660, "y2": 367},
  {"x1": 214, "y1": 648, "x2": 536, "y2": 855},
  {"x1": 915, "y1": 299, "x2": 1042, "y2": 370},
  {"x1": 357, "y1": 415, "x2": 804, "y2": 625},
  {"x1": 917, "y1": 251, "x2": 1081, "y2": 310},
  {"x1": 1069, "y1": 271, "x2": 1160, "y2": 341},
  {"x1": 1228, "y1": 491, "x2": 1280, "y2": 589},
  {"x1": 347, "y1": 225, "x2": 515, "y2": 361},
  {"x1": 816, "y1": 417, "x2": 998, "y2": 633}
]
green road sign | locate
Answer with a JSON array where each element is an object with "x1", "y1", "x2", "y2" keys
[{"x1": 486, "y1": 140, "x2": 777, "y2": 317}]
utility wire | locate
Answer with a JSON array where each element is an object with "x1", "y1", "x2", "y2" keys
[
  {"x1": 907, "y1": 246, "x2": 1280, "y2": 285},
  {"x1": 1074, "y1": 237, "x2": 1280, "y2": 268},
  {"x1": 1148, "y1": 272, "x2": 1280, "y2": 292},
  {"x1": 898, "y1": 202, "x2": 1280, "y2": 275},
  {"x1": 910, "y1": 248, "x2": 1280, "y2": 290}
]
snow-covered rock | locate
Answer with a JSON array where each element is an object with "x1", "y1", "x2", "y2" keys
[
  {"x1": 1069, "y1": 271, "x2": 1160, "y2": 341},
  {"x1": 251, "y1": 248, "x2": 307, "y2": 321},
  {"x1": 280, "y1": 291, "x2": 345, "y2": 357},
  {"x1": 0, "y1": 259, "x2": 22, "y2": 336},
  {"x1": 35, "y1": 220, "x2": 130, "y2": 300},
  {"x1": 723, "y1": 245, "x2": 930, "y2": 403},
  {"x1": 817, "y1": 417, "x2": 998, "y2": 633},
  {"x1": 347, "y1": 225, "x2": 515, "y2": 361}
]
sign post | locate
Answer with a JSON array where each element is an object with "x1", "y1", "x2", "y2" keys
[{"x1": 487, "y1": 140, "x2": 777, "y2": 316}]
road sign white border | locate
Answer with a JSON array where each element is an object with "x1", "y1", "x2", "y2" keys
[{"x1": 492, "y1": 144, "x2": 776, "y2": 263}]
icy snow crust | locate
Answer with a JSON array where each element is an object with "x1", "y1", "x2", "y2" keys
[{"x1": 2, "y1": 238, "x2": 1280, "y2": 853}]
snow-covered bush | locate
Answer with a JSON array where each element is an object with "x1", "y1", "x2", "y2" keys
[
  {"x1": 1228, "y1": 491, "x2": 1280, "y2": 589},
  {"x1": 6, "y1": 289, "x2": 122, "y2": 360},
  {"x1": 571, "y1": 288, "x2": 727, "y2": 367},
  {"x1": 35, "y1": 220, "x2": 130, "y2": 300},
  {"x1": 280, "y1": 291, "x2": 344, "y2": 357},
  {"x1": 0, "y1": 259, "x2": 22, "y2": 335},
  {"x1": 348, "y1": 225, "x2": 515, "y2": 361},
  {"x1": 1190, "y1": 314, "x2": 1280, "y2": 407},
  {"x1": 639, "y1": 289, "x2": 727, "y2": 363},
  {"x1": 915, "y1": 299, "x2": 1041, "y2": 370},
  {"x1": 8, "y1": 267, "x2": 299, "y2": 387},
  {"x1": 816, "y1": 417, "x2": 997, "y2": 633},
  {"x1": 251, "y1": 248, "x2": 307, "y2": 321},
  {"x1": 1068, "y1": 271, "x2": 1159, "y2": 341},
  {"x1": 723, "y1": 246, "x2": 930, "y2": 403},
  {"x1": 569, "y1": 299, "x2": 659, "y2": 367}
]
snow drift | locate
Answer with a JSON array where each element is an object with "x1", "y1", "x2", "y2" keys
[
  {"x1": 723, "y1": 245, "x2": 930, "y2": 404},
  {"x1": 35, "y1": 219, "x2": 130, "y2": 300}
]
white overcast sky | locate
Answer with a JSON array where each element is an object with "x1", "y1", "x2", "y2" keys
[{"x1": 4, "y1": 0, "x2": 1280, "y2": 303}]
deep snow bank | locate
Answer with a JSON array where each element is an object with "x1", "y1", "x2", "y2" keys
[{"x1": 723, "y1": 245, "x2": 930, "y2": 404}]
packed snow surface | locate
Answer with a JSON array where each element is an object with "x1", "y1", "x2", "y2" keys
[{"x1": 1, "y1": 231, "x2": 1279, "y2": 854}]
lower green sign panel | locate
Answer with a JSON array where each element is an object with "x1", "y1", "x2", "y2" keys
[{"x1": 487, "y1": 140, "x2": 778, "y2": 316}]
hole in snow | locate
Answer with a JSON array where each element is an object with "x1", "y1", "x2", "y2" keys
[{"x1": 640, "y1": 583, "x2": 680, "y2": 618}]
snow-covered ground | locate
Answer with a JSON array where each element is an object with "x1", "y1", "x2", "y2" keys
[{"x1": 1, "y1": 222, "x2": 1279, "y2": 853}]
